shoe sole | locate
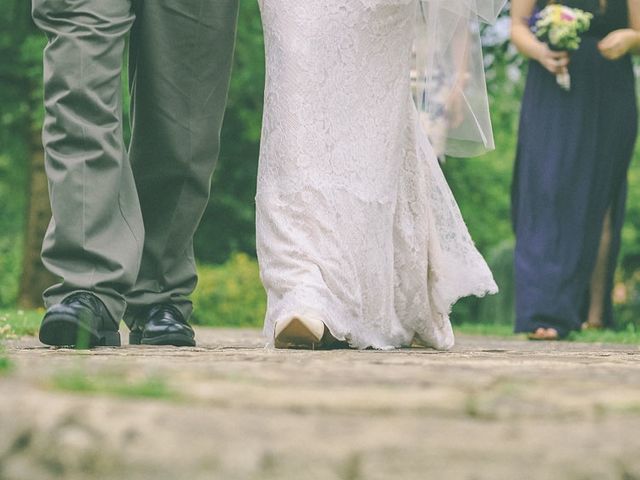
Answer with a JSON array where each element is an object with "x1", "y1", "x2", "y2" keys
[
  {"x1": 39, "y1": 315, "x2": 121, "y2": 348},
  {"x1": 527, "y1": 334, "x2": 560, "y2": 341},
  {"x1": 275, "y1": 317, "x2": 323, "y2": 350},
  {"x1": 138, "y1": 333, "x2": 196, "y2": 347}
]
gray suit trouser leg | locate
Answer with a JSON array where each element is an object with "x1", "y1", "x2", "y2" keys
[{"x1": 32, "y1": 0, "x2": 239, "y2": 325}]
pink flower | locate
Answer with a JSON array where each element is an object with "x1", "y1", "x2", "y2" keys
[{"x1": 560, "y1": 8, "x2": 576, "y2": 21}]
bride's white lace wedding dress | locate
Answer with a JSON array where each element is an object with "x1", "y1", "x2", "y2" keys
[{"x1": 256, "y1": 0, "x2": 498, "y2": 350}]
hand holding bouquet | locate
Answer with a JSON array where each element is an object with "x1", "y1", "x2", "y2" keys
[{"x1": 533, "y1": 5, "x2": 593, "y2": 91}]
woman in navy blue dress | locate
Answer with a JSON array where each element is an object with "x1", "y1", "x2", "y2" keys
[{"x1": 511, "y1": 0, "x2": 640, "y2": 339}]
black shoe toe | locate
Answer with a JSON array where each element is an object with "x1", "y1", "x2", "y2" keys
[
  {"x1": 130, "y1": 304, "x2": 195, "y2": 347},
  {"x1": 39, "y1": 293, "x2": 120, "y2": 348}
]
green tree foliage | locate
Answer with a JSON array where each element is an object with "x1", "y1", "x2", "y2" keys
[
  {"x1": 0, "y1": 0, "x2": 46, "y2": 307},
  {"x1": 2, "y1": 2, "x2": 640, "y2": 330},
  {"x1": 194, "y1": 1, "x2": 265, "y2": 263},
  {"x1": 191, "y1": 253, "x2": 266, "y2": 327}
]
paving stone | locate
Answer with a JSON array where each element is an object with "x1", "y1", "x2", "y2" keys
[{"x1": 1, "y1": 328, "x2": 639, "y2": 479}]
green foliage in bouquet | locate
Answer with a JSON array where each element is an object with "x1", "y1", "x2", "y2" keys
[{"x1": 534, "y1": 5, "x2": 593, "y2": 51}]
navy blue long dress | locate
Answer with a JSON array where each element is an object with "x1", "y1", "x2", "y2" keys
[{"x1": 513, "y1": 0, "x2": 637, "y2": 337}]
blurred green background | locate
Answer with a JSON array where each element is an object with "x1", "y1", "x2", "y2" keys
[{"x1": 1, "y1": 1, "x2": 640, "y2": 333}]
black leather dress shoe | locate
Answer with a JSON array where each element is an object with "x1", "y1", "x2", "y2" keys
[
  {"x1": 39, "y1": 292, "x2": 120, "y2": 348},
  {"x1": 129, "y1": 304, "x2": 195, "y2": 347}
]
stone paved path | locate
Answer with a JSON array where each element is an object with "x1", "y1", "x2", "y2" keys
[{"x1": 1, "y1": 328, "x2": 640, "y2": 480}]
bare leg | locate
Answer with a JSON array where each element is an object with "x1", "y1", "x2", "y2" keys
[{"x1": 585, "y1": 208, "x2": 613, "y2": 329}]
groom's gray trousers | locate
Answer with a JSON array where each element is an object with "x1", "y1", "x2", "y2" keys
[{"x1": 32, "y1": 0, "x2": 239, "y2": 326}]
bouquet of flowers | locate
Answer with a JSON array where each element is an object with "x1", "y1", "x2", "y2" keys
[{"x1": 533, "y1": 5, "x2": 593, "y2": 91}]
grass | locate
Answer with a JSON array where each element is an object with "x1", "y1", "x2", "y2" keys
[
  {"x1": 566, "y1": 324, "x2": 640, "y2": 345},
  {"x1": 455, "y1": 322, "x2": 640, "y2": 344},
  {"x1": 0, "y1": 355, "x2": 11, "y2": 374},
  {"x1": 1, "y1": 308, "x2": 639, "y2": 345},
  {"x1": 0, "y1": 309, "x2": 41, "y2": 337},
  {"x1": 454, "y1": 323, "x2": 514, "y2": 338},
  {"x1": 0, "y1": 310, "x2": 36, "y2": 373},
  {"x1": 51, "y1": 370, "x2": 179, "y2": 401}
]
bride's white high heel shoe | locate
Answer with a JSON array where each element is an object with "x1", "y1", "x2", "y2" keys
[{"x1": 274, "y1": 315, "x2": 327, "y2": 349}]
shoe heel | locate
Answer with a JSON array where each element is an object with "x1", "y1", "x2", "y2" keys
[
  {"x1": 129, "y1": 331, "x2": 142, "y2": 345},
  {"x1": 274, "y1": 316, "x2": 325, "y2": 349},
  {"x1": 100, "y1": 331, "x2": 121, "y2": 347}
]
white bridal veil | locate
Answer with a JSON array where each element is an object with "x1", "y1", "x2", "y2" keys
[{"x1": 415, "y1": 0, "x2": 507, "y2": 158}]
